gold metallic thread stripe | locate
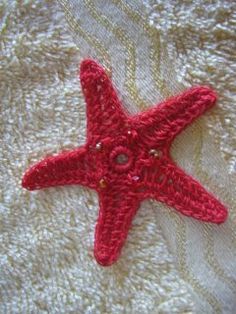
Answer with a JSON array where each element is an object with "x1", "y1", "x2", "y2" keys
[
  {"x1": 112, "y1": 0, "x2": 184, "y2": 98},
  {"x1": 173, "y1": 213, "x2": 222, "y2": 313},
  {"x1": 58, "y1": 0, "x2": 112, "y2": 73},
  {"x1": 85, "y1": 0, "x2": 148, "y2": 109},
  {"x1": 111, "y1": 0, "x2": 166, "y2": 97},
  {"x1": 194, "y1": 124, "x2": 236, "y2": 294}
]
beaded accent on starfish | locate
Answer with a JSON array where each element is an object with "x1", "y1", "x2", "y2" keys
[{"x1": 22, "y1": 59, "x2": 228, "y2": 266}]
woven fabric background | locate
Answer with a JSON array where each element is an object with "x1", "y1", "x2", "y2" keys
[{"x1": 0, "y1": 0, "x2": 236, "y2": 313}]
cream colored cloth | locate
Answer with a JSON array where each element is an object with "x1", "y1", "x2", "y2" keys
[{"x1": 0, "y1": 0, "x2": 236, "y2": 313}]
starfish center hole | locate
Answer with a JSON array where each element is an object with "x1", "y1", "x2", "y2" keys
[
  {"x1": 110, "y1": 146, "x2": 133, "y2": 172},
  {"x1": 115, "y1": 153, "x2": 129, "y2": 164}
]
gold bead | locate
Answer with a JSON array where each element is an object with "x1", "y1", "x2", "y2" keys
[
  {"x1": 99, "y1": 178, "x2": 107, "y2": 189},
  {"x1": 149, "y1": 149, "x2": 160, "y2": 158}
]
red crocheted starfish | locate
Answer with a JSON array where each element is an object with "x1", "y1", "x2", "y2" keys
[{"x1": 22, "y1": 59, "x2": 228, "y2": 266}]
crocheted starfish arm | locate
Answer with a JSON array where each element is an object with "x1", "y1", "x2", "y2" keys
[
  {"x1": 133, "y1": 86, "x2": 217, "y2": 148},
  {"x1": 94, "y1": 186, "x2": 140, "y2": 266},
  {"x1": 155, "y1": 162, "x2": 227, "y2": 224},
  {"x1": 22, "y1": 146, "x2": 97, "y2": 190},
  {"x1": 80, "y1": 59, "x2": 128, "y2": 139}
]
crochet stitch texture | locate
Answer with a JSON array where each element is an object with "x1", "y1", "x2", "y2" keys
[{"x1": 22, "y1": 59, "x2": 228, "y2": 266}]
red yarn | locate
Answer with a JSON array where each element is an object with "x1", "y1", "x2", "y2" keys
[{"x1": 22, "y1": 59, "x2": 228, "y2": 266}]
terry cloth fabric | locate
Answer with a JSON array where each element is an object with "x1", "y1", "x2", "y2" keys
[{"x1": 1, "y1": 0, "x2": 236, "y2": 313}]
